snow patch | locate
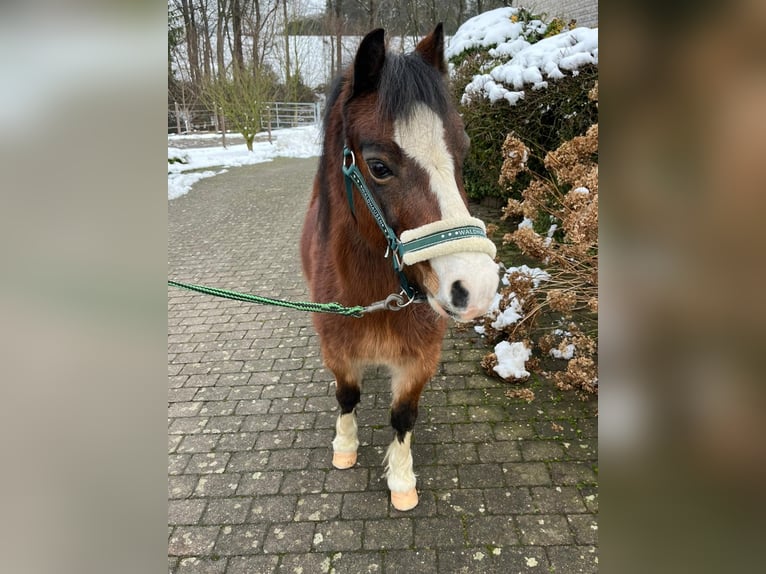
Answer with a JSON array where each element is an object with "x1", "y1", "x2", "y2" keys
[{"x1": 492, "y1": 341, "x2": 532, "y2": 380}]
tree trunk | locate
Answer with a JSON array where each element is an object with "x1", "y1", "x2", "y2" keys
[
  {"x1": 282, "y1": 0, "x2": 291, "y2": 98},
  {"x1": 232, "y1": 0, "x2": 244, "y2": 74},
  {"x1": 334, "y1": 0, "x2": 343, "y2": 73},
  {"x1": 179, "y1": 0, "x2": 201, "y2": 85},
  {"x1": 216, "y1": 0, "x2": 227, "y2": 81},
  {"x1": 200, "y1": 0, "x2": 213, "y2": 81}
]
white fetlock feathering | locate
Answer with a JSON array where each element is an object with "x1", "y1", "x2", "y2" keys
[{"x1": 383, "y1": 431, "x2": 417, "y2": 493}]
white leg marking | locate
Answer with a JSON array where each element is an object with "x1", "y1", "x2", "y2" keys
[
  {"x1": 383, "y1": 431, "x2": 416, "y2": 492},
  {"x1": 383, "y1": 431, "x2": 419, "y2": 510},
  {"x1": 333, "y1": 411, "x2": 359, "y2": 452},
  {"x1": 332, "y1": 411, "x2": 359, "y2": 469}
]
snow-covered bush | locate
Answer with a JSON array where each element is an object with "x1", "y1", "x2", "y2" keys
[{"x1": 448, "y1": 7, "x2": 598, "y2": 201}]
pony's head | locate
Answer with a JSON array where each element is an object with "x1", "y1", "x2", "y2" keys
[{"x1": 340, "y1": 25, "x2": 499, "y2": 321}]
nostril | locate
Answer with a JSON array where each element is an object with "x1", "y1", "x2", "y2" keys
[{"x1": 450, "y1": 280, "x2": 469, "y2": 309}]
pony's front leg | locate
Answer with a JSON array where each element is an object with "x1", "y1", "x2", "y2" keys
[
  {"x1": 331, "y1": 368, "x2": 362, "y2": 469},
  {"x1": 384, "y1": 363, "x2": 430, "y2": 511}
]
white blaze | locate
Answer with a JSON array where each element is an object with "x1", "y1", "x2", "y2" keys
[{"x1": 394, "y1": 104, "x2": 469, "y2": 219}]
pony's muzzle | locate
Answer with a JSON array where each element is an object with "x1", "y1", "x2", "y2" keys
[{"x1": 428, "y1": 252, "x2": 499, "y2": 321}]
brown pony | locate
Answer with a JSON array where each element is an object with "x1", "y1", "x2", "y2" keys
[{"x1": 300, "y1": 25, "x2": 499, "y2": 511}]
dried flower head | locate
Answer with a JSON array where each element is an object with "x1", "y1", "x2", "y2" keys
[
  {"x1": 510, "y1": 227, "x2": 549, "y2": 260},
  {"x1": 499, "y1": 134, "x2": 530, "y2": 186},
  {"x1": 506, "y1": 387, "x2": 536, "y2": 403},
  {"x1": 588, "y1": 80, "x2": 598, "y2": 103},
  {"x1": 501, "y1": 198, "x2": 524, "y2": 219},
  {"x1": 547, "y1": 289, "x2": 577, "y2": 313}
]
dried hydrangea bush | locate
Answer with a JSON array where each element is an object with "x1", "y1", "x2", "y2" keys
[{"x1": 481, "y1": 83, "x2": 598, "y2": 398}]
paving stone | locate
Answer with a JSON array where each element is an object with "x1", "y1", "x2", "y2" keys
[
  {"x1": 168, "y1": 401, "x2": 202, "y2": 417},
  {"x1": 476, "y1": 440, "x2": 522, "y2": 463},
  {"x1": 467, "y1": 405, "x2": 508, "y2": 423},
  {"x1": 201, "y1": 416, "x2": 243, "y2": 434},
  {"x1": 275, "y1": 553, "x2": 330, "y2": 574},
  {"x1": 341, "y1": 491, "x2": 389, "y2": 520},
  {"x1": 546, "y1": 545, "x2": 598, "y2": 573},
  {"x1": 254, "y1": 430, "x2": 295, "y2": 450},
  {"x1": 177, "y1": 435, "x2": 219, "y2": 454},
  {"x1": 267, "y1": 448, "x2": 311, "y2": 470},
  {"x1": 215, "y1": 432, "x2": 257, "y2": 452},
  {"x1": 503, "y1": 462, "x2": 552, "y2": 486},
  {"x1": 492, "y1": 420, "x2": 536, "y2": 441},
  {"x1": 437, "y1": 546, "x2": 549, "y2": 573},
  {"x1": 201, "y1": 498, "x2": 250, "y2": 525},
  {"x1": 464, "y1": 515, "x2": 519, "y2": 546},
  {"x1": 186, "y1": 452, "x2": 230, "y2": 474},
  {"x1": 282, "y1": 469, "x2": 327, "y2": 494},
  {"x1": 549, "y1": 461, "x2": 598, "y2": 485},
  {"x1": 323, "y1": 467, "x2": 369, "y2": 492},
  {"x1": 169, "y1": 417, "x2": 209, "y2": 435},
  {"x1": 226, "y1": 555, "x2": 279, "y2": 574},
  {"x1": 483, "y1": 488, "x2": 536, "y2": 514},
  {"x1": 293, "y1": 493, "x2": 343, "y2": 521},
  {"x1": 169, "y1": 434, "x2": 183, "y2": 453},
  {"x1": 517, "y1": 514, "x2": 575, "y2": 545},
  {"x1": 168, "y1": 499, "x2": 207, "y2": 525},
  {"x1": 234, "y1": 399, "x2": 271, "y2": 415},
  {"x1": 193, "y1": 474, "x2": 240, "y2": 498},
  {"x1": 328, "y1": 551, "x2": 383, "y2": 573},
  {"x1": 168, "y1": 526, "x2": 219, "y2": 556},
  {"x1": 519, "y1": 440, "x2": 565, "y2": 461},
  {"x1": 433, "y1": 442, "x2": 479, "y2": 465},
  {"x1": 236, "y1": 471, "x2": 283, "y2": 496},
  {"x1": 174, "y1": 556, "x2": 227, "y2": 574},
  {"x1": 213, "y1": 524, "x2": 267, "y2": 555},
  {"x1": 363, "y1": 518, "x2": 413, "y2": 550},
  {"x1": 226, "y1": 451, "x2": 271, "y2": 473},
  {"x1": 169, "y1": 475, "x2": 198, "y2": 499},
  {"x1": 435, "y1": 489, "x2": 487, "y2": 517},
  {"x1": 417, "y1": 465, "x2": 459, "y2": 490},
  {"x1": 249, "y1": 495, "x2": 297, "y2": 522},
  {"x1": 384, "y1": 549, "x2": 438, "y2": 574},
  {"x1": 198, "y1": 401, "x2": 237, "y2": 416},
  {"x1": 239, "y1": 414, "x2": 281, "y2": 432},
  {"x1": 414, "y1": 516, "x2": 465, "y2": 547},
  {"x1": 262, "y1": 522, "x2": 315, "y2": 553},
  {"x1": 169, "y1": 454, "x2": 190, "y2": 475},
  {"x1": 531, "y1": 486, "x2": 588, "y2": 513},
  {"x1": 567, "y1": 514, "x2": 599, "y2": 545},
  {"x1": 312, "y1": 520, "x2": 364, "y2": 551},
  {"x1": 458, "y1": 463, "x2": 506, "y2": 488}
]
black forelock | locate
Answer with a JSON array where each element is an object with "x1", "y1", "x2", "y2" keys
[{"x1": 376, "y1": 51, "x2": 450, "y2": 122}]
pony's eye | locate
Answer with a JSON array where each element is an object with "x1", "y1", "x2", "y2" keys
[{"x1": 366, "y1": 160, "x2": 393, "y2": 181}]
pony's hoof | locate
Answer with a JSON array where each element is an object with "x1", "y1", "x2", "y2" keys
[
  {"x1": 332, "y1": 451, "x2": 357, "y2": 469},
  {"x1": 390, "y1": 488, "x2": 419, "y2": 511}
]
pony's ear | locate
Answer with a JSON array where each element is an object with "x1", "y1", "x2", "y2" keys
[
  {"x1": 353, "y1": 28, "x2": 386, "y2": 96},
  {"x1": 415, "y1": 22, "x2": 446, "y2": 75}
]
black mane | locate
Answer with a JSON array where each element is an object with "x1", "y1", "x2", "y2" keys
[
  {"x1": 377, "y1": 50, "x2": 450, "y2": 122},
  {"x1": 321, "y1": 47, "x2": 450, "y2": 138}
]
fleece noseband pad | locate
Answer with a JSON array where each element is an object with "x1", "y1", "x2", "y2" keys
[{"x1": 399, "y1": 217, "x2": 497, "y2": 266}]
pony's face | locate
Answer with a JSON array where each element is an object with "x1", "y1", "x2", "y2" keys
[
  {"x1": 392, "y1": 104, "x2": 498, "y2": 321},
  {"x1": 344, "y1": 26, "x2": 499, "y2": 321}
]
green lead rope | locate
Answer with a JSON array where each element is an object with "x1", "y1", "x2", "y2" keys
[{"x1": 167, "y1": 280, "x2": 366, "y2": 318}]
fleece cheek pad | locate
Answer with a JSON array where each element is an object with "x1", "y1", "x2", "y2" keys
[{"x1": 399, "y1": 217, "x2": 497, "y2": 266}]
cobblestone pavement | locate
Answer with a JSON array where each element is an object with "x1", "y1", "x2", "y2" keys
[{"x1": 168, "y1": 157, "x2": 598, "y2": 573}]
